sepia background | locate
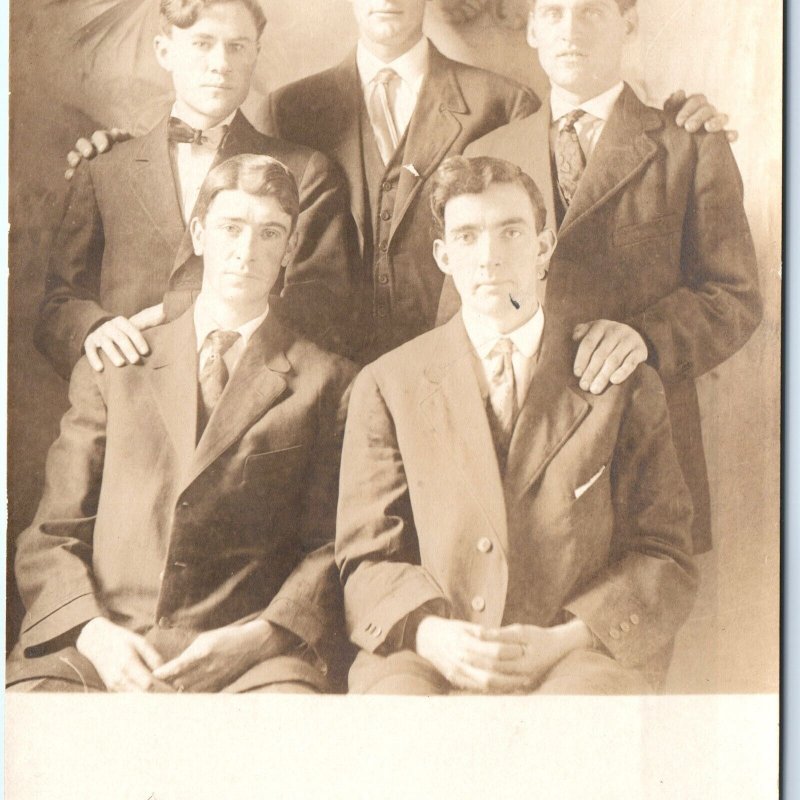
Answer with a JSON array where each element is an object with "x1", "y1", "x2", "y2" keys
[{"x1": 7, "y1": 0, "x2": 781, "y2": 693}]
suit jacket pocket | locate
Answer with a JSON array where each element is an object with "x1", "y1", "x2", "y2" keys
[
  {"x1": 613, "y1": 213, "x2": 681, "y2": 247},
  {"x1": 242, "y1": 445, "x2": 307, "y2": 485}
]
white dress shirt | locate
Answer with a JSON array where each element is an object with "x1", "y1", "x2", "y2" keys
[
  {"x1": 194, "y1": 295, "x2": 269, "y2": 377},
  {"x1": 462, "y1": 305, "x2": 545, "y2": 409},
  {"x1": 170, "y1": 103, "x2": 237, "y2": 223},
  {"x1": 356, "y1": 37, "x2": 429, "y2": 142},
  {"x1": 549, "y1": 81, "x2": 625, "y2": 163}
]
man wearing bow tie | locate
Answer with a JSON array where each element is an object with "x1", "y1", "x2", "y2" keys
[
  {"x1": 336, "y1": 156, "x2": 697, "y2": 694},
  {"x1": 9, "y1": 155, "x2": 356, "y2": 693},
  {"x1": 437, "y1": 0, "x2": 763, "y2": 553},
  {"x1": 35, "y1": 0, "x2": 358, "y2": 379}
]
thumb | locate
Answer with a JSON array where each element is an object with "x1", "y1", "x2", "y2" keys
[
  {"x1": 572, "y1": 322, "x2": 591, "y2": 341},
  {"x1": 663, "y1": 89, "x2": 686, "y2": 112},
  {"x1": 133, "y1": 637, "x2": 165, "y2": 671}
]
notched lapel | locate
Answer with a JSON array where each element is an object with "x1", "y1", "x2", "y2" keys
[
  {"x1": 559, "y1": 84, "x2": 662, "y2": 238},
  {"x1": 186, "y1": 315, "x2": 292, "y2": 487},
  {"x1": 130, "y1": 117, "x2": 186, "y2": 255},
  {"x1": 419, "y1": 317, "x2": 509, "y2": 553},
  {"x1": 390, "y1": 49, "x2": 467, "y2": 241},
  {"x1": 147, "y1": 310, "x2": 199, "y2": 482}
]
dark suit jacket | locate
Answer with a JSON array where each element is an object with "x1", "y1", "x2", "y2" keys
[
  {"x1": 438, "y1": 84, "x2": 763, "y2": 551},
  {"x1": 35, "y1": 111, "x2": 360, "y2": 378},
  {"x1": 336, "y1": 314, "x2": 698, "y2": 681},
  {"x1": 14, "y1": 308, "x2": 356, "y2": 691},
  {"x1": 264, "y1": 44, "x2": 538, "y2": 361}
]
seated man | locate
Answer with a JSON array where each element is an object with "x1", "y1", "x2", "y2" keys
[
  {"x1": 8, "y1": 155, "x2": 356, "y2": 693},
  {"x1": 335, "y1": 156, "x2": 697, "y2": 695}
]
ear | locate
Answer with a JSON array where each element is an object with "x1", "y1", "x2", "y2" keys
[
  {"x1": 433, "y1": 238, "x2": 451, "y2": 276},
  {"x1": 526, "y1": 10, "x2": 539, "y2": 49},
  {"x1": 153, "y1": 34, "x2": 173, "y2": 73},
  {"x1": 190, "y1": 217, "x2": 205, "y2": 256},
  {"x1": 281, "y1": 231, "x2": 299, "y2": 267},
  {"x1": 622, "y1": 7, "x2": 639, "y2": 37},
  {"x1": 535, "y1": 227, "x2": 557, "y2": 263}
]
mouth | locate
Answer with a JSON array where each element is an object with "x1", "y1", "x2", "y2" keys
[{"x1": 557, "y1": 50, "x2": 588, "y2": 61}]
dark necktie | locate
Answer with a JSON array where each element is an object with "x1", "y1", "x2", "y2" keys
[
  {"x1": 555, "y1": 109, "x2": 587, "y2": 206},
  {"x1": 197, "y1": 330, "x2": 240, "y2": 437},
  {"x1": 168, "y1": 116, "x2": 227, "y2": 148},
  {"x1": 367, "y1": 68, "x2": 401, "y2": 165}
]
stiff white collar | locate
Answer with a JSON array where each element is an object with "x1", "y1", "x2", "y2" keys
[
  {"x1": 550, "y1": 81, "x2": 625, "y2": 123},
  {"x1": 461, "y1": 304, "x2": 545, "y2": 360},
  {"x1": 194, "y1": 294, "x2": 269, "y2": 353},
  {"x1": 356, "y1": 36, "x2": 429, "y2": 95}
]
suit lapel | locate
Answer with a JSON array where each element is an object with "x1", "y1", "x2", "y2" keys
[
  {"x1": 504, "y1": 325, "x2": 590, "y2": 501},
  {"x1": 185, "y1": 312, "x2": 292, "y2": 488},
  {"x1": 526, "y1": 100, "x2": 558, "y2": 234},
  {"x1": 389, "y1": 46, "x2": 466, "y2": 242},
  {"x1": 559, "y1": 84, "x2": 662, "y2": 238},
  {"x1": 129, "y1": 116, "x2": 186, "y2": 255},
  {"x1": 419, "y1": 316, "x2": 509, "y2": 554},
  {"x1": 146, "y1": 309, "x2": 200, "y2": 483}
]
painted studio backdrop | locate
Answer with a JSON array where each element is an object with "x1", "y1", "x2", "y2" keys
[{"x1": 8, "y1": 0, "x2": 781, "y2": 692}]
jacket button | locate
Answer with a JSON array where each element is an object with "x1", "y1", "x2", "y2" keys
[
  {"x1": 379, "y1": 241, "x2": 389, "y2": 253},
  {"x1": 382, "y1": 181, "x2": 393, "y2": 192},
  {"x1": 609, "y1": 628, "x2": 621, "y2": 640},
  {"x1": 620, "y1": 621, "x2": 631, "y2": 633},
  {"x1": 158, "y1": 616, "x2": 172, "y2": 629},
  {"x1": 180, "y1": 501, "x2": 190, "y2": 509},
  {"x1": 630, "y1": 614, "x2": 640, "y2": 625},
  {"x1": 377, "y1": 307, "x2": 388, "y2": 318},
  {"x1": 371, "y1": 626, "x2": 382, "y2": 638},
  {"x1": 380, "y1": 210, "x2": 391, "y2": 221},
  {"x1": 471, "y1": 596, "x2": 486, "y2": 612},
  {"x1": 377, "y1": 274, "x2": 389, "y2": 285},
  {"x1": 476, "y1": 537, "x2": 493, "y2": 554}
]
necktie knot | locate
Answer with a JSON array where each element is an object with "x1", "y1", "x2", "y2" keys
[
  {"x1": 489, "y1": 337, "x2": 514, "y2": 378},
  {"x1": 373, "y1": 67, "x2": 399, "y2": 87},
  {"x1": 203, "y1": 329, "x2": 240, "y2": 360},
  {"x1": 561, "y1": 109, "x2": 586, "y2": 131},
  {"x1": 168, "y1": 116, "x2": 227, "y2": 148}
]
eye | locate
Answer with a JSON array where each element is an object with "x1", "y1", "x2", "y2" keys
[
  {"x1": 260, "y1": 228, "x2": 281, "y2": 240},
  {"x1": 538, "y1": 6, "x2": 562, "y2": 21},
  {"x1": 193, "y1": 39, "x2": 212, "y2": 50},
  {"x1": 504, "y1": 228, "x2": 523, "y2": 239},
  {"x1": 221, "y1": 224, "x2": 240, "y2": 235},
  {"x1": 228, "y1": 42, "x2": 245, "y2": 54},
  {"x1": 454, "y1": 232, "x2": 476, "y2": 244}
]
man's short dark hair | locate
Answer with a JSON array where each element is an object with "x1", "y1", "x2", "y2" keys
[
  {"x1": 194, "y1": 154, "x2": 300, "y2": 231},
  {"x1": 160, "y1": 0, "x2": 267, "y2": 38},
  {"x1": 430, "y1": 156, "x2": 548, "y2": 238},
  {"x1": 529, "y1": 0, "x2": 636, "y2": 13}
]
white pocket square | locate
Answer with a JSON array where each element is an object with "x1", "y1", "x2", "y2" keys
[
  {"x1": 403, "y1": 163, "x2": 420, "y2": 177},
  {"x1": 574, "y1": 465, "x2": 606, "y2": 499}
]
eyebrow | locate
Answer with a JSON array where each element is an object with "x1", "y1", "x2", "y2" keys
[
  {"x1": 448, "y1": 217, "x2": 531, "y2": 234},
  {"x1": 215, "y1": 217, "x2": 289, "y2": 232}
]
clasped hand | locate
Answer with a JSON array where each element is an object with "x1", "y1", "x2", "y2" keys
[{"x1": 415, "y1": 616, "x2": 593, "y2": 694}]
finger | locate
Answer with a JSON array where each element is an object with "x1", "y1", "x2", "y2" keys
[
  {"x1": 463, "y1": 638, "x2": 523, "y2": 661},
  {"x1": 97, "y1": 337, "x2": 127, "y2": 367},
  {"x1": 700, "y1": 112, "x2": 729, "y2": 133},
  {"x1": 682, "y1": 106, "x2": 718, "y2": 133},
  {"x1": 578, "y1": 337, "x2": 617, "y2": 391},
  {"x1": 84, "y1": 342, "x2": 105, "y2": 372},
  {"x1": 573, "y1": 323, "x2": 606, "y2": 377},
  {"x1": 109, "y1": 127, "x2": 133, "y2": 142},
  {"x1": 113, "y1": 317, "x2": 150, "y2": 355},
  {"x1": 663, "y1": 89, "x2": 686, "y2": 115},
  {"x1": 455, "y1": 661, "x2": 525, "y2": 693},
  {"x1": 476, "y1": 624, "x2": 527, "y2": 644},
  {"x1": 91, "y1": 131, "x2": 113, "y2": 153},
  {"x1": 118, "y1": 656, "x2": 155, "y2": 692},
  {"x1": 725, "y1": 129, "x2": 739, "y2": 143},
  {"x1": 64, "y1": 168, "x2": 75, "y2": 181},
  {"x1": 462, "y1": 650, "x2": 529, "y2": 675},
  {"x1": 76, "y1": 138, "x2": 96, "y2": 158},
  {"x1": 609, "y1": 349, "x2": 646, "y2": 385},
  {"x1": 572, "y1": 322, "x2": 591, "y2": 341},
  {"x1": 66, "y1": 150, "x2": 82, "y2": 168},
  {"x1": 674, "y1": 93, "x2": 706, "y2": 127},
  {"x1": 588, "y1": 344, "x2": 628, "y2": 394},
  {"x1": 106, "y1": 327, "x2": 144, "y2": 364},
  {"x1": 132, "y1": 638, "x2": 165, "y2": 671}
]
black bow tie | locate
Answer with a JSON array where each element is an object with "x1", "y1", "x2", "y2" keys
[{"x1": 168, "y1": 116, "x2": 227, "y2": 147}]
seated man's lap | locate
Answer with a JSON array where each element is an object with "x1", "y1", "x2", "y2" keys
[{"x1": 349, "y1": 649, "x2": 450, "y2": 695}]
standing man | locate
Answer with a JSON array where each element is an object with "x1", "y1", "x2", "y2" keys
[
  {"x1": 336, "y1": 156, "x2": 697, "y2": 695},
  {"x1": 9, "y1": 155, "x2": 356, "y2": 693},
  {"x1": 37, "y1": 0, "x2": 358, "y2": 380},
  {"x1": 438, "y1": 0, "x2": 763, "y2": 551},
  {"x1": 264, "y1": 1, "x2": 733, "y2": 362}
]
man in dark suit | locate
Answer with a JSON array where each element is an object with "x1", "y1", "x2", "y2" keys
[
  {"x1": 437, "y1": 0, "x2": 763, "y2": 551},
  {"x1": 9, "y1": 155, "x2": 356, "y2": 693},
  {"x1": 36, "y1": 0, "x2": 358, "y2": 380},
  {"x1": 336, "y1": 156, "x2": 697, "y2": 694},
  {"x1": 264, "y1": 1, "x2": 733, "y2": 363}
]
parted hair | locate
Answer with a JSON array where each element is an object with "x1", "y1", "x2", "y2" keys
[
  {"x1": 160, "y1": 0, "x2": 267, "y2": 38},
  {"x1": 430, "y1": 156, "x2": 548, "y2": 238},
  {"x1": 193, "y1": 154, "x2": 300, "y2": 231},
  {"x1": 529, "y1": 0, "x2": 637, "y2": 12}
]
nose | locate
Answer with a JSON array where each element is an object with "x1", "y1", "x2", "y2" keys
[
  {"x1": 233, "y1": 227, "x2": 255, "y2": 266},
  {"x1": 477, "y1": 232, "x2": 501, "y2": 270},
  {"x1": 557, "y1": 9, "x2": 578, "y2": 39},
  {"x1": 208, "y1": 41, "x2": 232, "y2": 74}
]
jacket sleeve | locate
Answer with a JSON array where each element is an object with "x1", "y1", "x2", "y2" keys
[
  {"x1": 15, "y1": 358, "x2": 109, "y2": 654},
  {"x1": 277, "y1": 150, "x2": 361, "y2": 359},
  {"x1": 335, "y1": 366, "x2": 451, "y2": 654},
  {"x1": 625, "y1": 132, "x2": 763, "y2": 382},
  {"x1": 33, "y1": 161, "x2": 113, "y2": 379},
  {"x1": 259, "y1": 360, "x2": 358, "y2": 668},
  {"x1": 564, "y1": 367, "x2": 698, "y2": 667}
]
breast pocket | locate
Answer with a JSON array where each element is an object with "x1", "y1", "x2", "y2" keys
[
  {"x1": 612, "y1": 213, "x2": 681, "y2": 247},
  {"x1": 241, "y1": 444, "x2": 308, "y2": 489}
]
